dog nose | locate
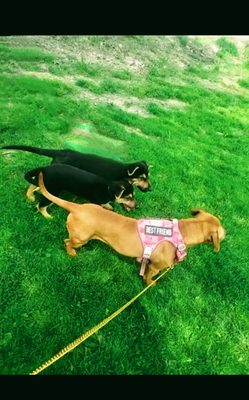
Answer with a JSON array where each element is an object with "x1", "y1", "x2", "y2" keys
[{"x1": 128, "y1": 199, "x2": 136, "y2": 209}]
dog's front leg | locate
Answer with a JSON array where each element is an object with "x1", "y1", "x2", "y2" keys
[
  {"x1": 143, "y1": 263, "x2": 160, "y2": 286},
  {"x1": 101, "y1": 202, "x2": 113, "y2": 211}
]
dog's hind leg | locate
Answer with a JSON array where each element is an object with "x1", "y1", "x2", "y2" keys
[
  {"x1": 37, "y1": 195, "x2": 53, "y2": 219},
  {"x1": 38, "y1": 205, "x2": 52, "y2": 219},
  {"x1": 65, "y1": 214, "x2": 91, "y2": 256},
  {"x1": 64, "y1": 238, "x2": 87, "y2": 256},
  {"x1": 26, "y1": 184, "x2": 38, "y2": 202}
]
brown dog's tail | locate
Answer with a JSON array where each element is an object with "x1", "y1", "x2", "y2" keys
[{"x1": 38, "y1": 172, "x2": 78, "y2": 214}]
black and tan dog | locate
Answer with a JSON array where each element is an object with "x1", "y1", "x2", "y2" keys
[
  {"x1": 38, "y1": 172, "x2": 226, "y2": 285},
  {"x1": 25, "y1": 164, "x2": 136, "y2": 218},
  {"x1": 2, "y1": 145, "x2": 151, "y2": 194}
]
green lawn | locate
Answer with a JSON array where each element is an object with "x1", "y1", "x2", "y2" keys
[{"x1": 0, "y1": 35, "x2": 249, "y2": 375}]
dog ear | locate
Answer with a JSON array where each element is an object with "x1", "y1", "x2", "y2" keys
[
  {"x1": 116, "y1": 188, "x2": 125, "y2": 200},
  {"x1": 141, "y1": 161, "x2": 149, "y2": 173},
  {"x1": 127, "y1": 166, "x2": 140, "y2": 176},
  {"x1": 119, "y1": 188, "x2": 125, "y2": 198},
  {"x1": 211, "y1": 230, "x2": 220, "y2": 252}
]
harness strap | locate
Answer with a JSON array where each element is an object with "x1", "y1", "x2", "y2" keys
[{"x1": 139, "y1": 258, "x2": 149, "y2": 276}]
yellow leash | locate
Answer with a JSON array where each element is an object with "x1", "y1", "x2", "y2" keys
[{"x1": 30, "y1": 266, "x2": 173, "y2": 375}]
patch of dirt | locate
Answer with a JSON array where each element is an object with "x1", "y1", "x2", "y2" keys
[
  {"x1": 198, "y1": 74, "x2": 249, "y2": 96},
  {"x1": 3, "y1": 35, "x2": 249, "y2": 116},
  {"x1": 158, "y1": 98, "x2": 186, "y2": 108},
  {"x1": 122, "y1": 56, "x2": 146, "y2": 72},
  {"x1": 20, "y1": 68, "x2": 187, "y2": 117},
  {"x1": 0, "y1": 35, "x2": 219, "y2": 75},
  {"x1": 19, "y1": 69, "x2": 83, "y2": 87},
  {"x1": 76, "y1": 90, "x2": 187, "y2": 117},
  {"x1": 190, "y1": 35, "x2": 249, "y2": 52},
  {"x1": 0, "y1": 36, "x2": 153, "y2": 74},
  {"x1": 122, "y1": 125, "x2": 154, "y2": 140},
  {"x1": 102, "y1": 94, "x2": 151, "y2": 117}
]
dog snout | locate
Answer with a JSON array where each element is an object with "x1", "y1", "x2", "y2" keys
[
  {"x1": 122, "y1": 198, "x2": 136, "y2": 212},
  {"x1": 132, "y1": 177, "x2": 152, "y2": 192},
  {"x1": 220, "y1": 226, "x2": 226, "y2": 241},
  {"x1": 127, "y1": 199, "x2": 136, "y2": 209},
  {"x1": 139, "y1": 184, "x2": 152, "y2": 192}
]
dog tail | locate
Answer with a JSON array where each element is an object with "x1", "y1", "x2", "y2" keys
[
  {"x1": 1, "y1": 144, "x2": 61, "y2": 159},
  {"x1": 38, "y1": 172, "x2": 77, "y2": 214}
]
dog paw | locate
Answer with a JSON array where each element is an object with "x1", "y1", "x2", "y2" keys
[
  {"x1": 67, "y1": 249, "x2": 77, "y2": 256},
  {"x1": 26, "y1": 194, "x2": 36, "y2": 202},
  {"x1": 101, "y1": 203, "x2": 113, "y2": 211},
  {"x1": 44, "y1": 214, "x2": 53, "y2": 220},
  {"x1": 37, "y1": 205, "x2": 53, "y2": 219},
  {"x1": 144, "y1": 279, "x2": 157, "y2": 287}
]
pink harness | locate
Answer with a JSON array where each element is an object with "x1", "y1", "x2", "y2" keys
[{"x1": 137, "y1": 218, "x2": 187, "y2": 276}]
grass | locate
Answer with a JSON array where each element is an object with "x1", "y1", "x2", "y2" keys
[
  {"x1": 0, "y1": 44, "x2": 54, "y2": 62},
  {"x1": 238, "y1": 79, "x2": 249, "y2": 89},
  {"x1": 216, "y1": 37, "x2": 239, "y2": 58},
  {"x1": 0, "y1": 36, "x2": 249, "y2": 375},
  {"x1": 178, "y1": 36, "x2": 189, "y2": 47}
]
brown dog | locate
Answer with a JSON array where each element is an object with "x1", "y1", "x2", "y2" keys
[{"x1": 38, "y1": 172, "x2": 226, "y2": 285}]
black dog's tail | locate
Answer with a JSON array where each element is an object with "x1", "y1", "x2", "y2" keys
[{"x1": 1, "y1": 145, "x2": 62, "y2": 159}]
